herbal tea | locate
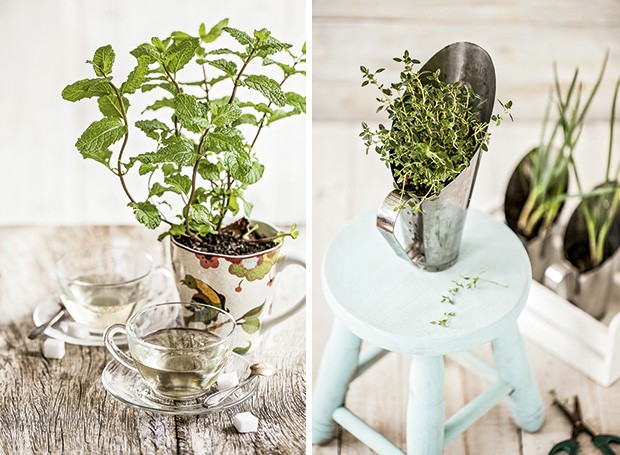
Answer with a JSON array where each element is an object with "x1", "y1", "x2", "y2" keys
[
  {"x1": 130, "y1": 328, "x2": 230, "y2": 400},
  {"x1": 61, "y1": 273, "x2": 143, "y2": 330}
]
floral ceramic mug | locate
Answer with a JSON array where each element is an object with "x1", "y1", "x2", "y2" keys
[{"x1": 170, "y1": 221, "x2": 305, "y2": 354}]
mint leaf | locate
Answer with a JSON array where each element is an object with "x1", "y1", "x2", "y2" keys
[
  {"x1": 242, "y1": 198, "x2": 254, "y2": 216},
  {"x1": 138, "y1": 163, "x2": 157, "y2": 175},
  {"x1": 98, "y1": 95, "x2": 129, "y2": 118},
  {"x1": 148, "y1": 182, "x2": 168, "y2": 197},
  {"x1": 200, "y1": 19, "x2": 229, "y2": 43},
  {"x1": 78, "y1": 148, "x2": 112, "y2": 166},
  {"x1": 92, "y1": 45, "x2": 115, "y2": 77},
  {"x1": 242, "y1": 75, "x2": 286, "y2": 106},
  {"x1": 141, "y1": 82, "x2": 176, "y2": 95},
  {"x1": 121, "y1": 56, "x2": 149, "y2": 94},
  {"x1": 135, "y1": 119, "x2": 169, "y2": 140},
  {"x1": 285, "y1": 92, "x2": 306, "y2": 113},
  {"x1": 161, "y1": 163, "x2": 177, "y2": 176},
  {"x1": 158, "y1": 136, "x2": 198, "y2": 165},
  {"x1": 189, "y1": 204, "x2": 212, "y2": 225},
  {"x1": 164, "y1": 174, "x2": 192, "y2": 194},
  {"x1": 165, "y1": 37, "x2": 199, "y2": 73},
  {"x1": 224, "y1": 150, "x2": 252, "y2": 181},
  {"x1": 61, "y1": 78, "x2": 113, "y2": 102},
  {"x1": 244, "y1": 161, "x2": 264, "y2": 185},
  {"x1": 263, "y1": 57, "x2": 297, "y2": 76},
  {"x1": 238, "y1": 101, "x2": 273, "y2": 115},
  {"x1": 232, "y1": 113, "x2": 258, "y2": 126},
  {"x1": 206, "y1": 48, "x2": 244, "y2": 58},
  {"x1": 142, "y1": 97, "x2": 175, "y2": 113},
  {"x1": 211, "y1": 104, "x2": 242, "y2": 127},
  {"x1": 198, "y1": 160, "x2": 219, "y2": 180},
  {"x1": 130, "y1": 43, "x2": 161, "y2": 63},
  {"x1": 205, "y1": 59, "x2": 237, "y2": 77},
  {"x1": 174, "y1": 94, "x2": 209, "y2": 133},
  {"x1": 256, "y1": 36, "x2": 292, "y2": 58},
  {"x1": 128, "y1": 201, "x2": 161, "y2": 229},
  {"x1": 253, "y1": 28, "x2": 271, "y2": 41},
  {"x1": 205, "y1": 128, "x2": 245, "y2": 153},
  {"x1": 75, "y1": 117, "x2": 126, "y2": 161},
  {"x1": 223, "y1": 26, "x2": 253, "y2": 46}
]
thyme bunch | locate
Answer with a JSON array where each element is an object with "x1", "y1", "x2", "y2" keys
[{"x1": 360, "y1": 50, "x2": 510, "y2": 202}]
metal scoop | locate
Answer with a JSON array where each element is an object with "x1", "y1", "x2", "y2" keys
[
  {"x1": 377, "y1": 42, "x2": 497, "y2": 270},
  {"x1": 419, "y1": 41, "x2": 496, "y2": 125}
]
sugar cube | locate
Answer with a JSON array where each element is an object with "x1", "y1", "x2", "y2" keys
[
  {"x1": 42, "y1": 338, "x2": 65, "y2": 359},
  {"x1": 217, "y1": 372, "x2": 239, "y2": 390},
  {"x1": 233, "y1": 412, "x2": 259, "y2": 433}
]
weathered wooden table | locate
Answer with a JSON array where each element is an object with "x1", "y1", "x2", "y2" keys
[{"x1": 0, "y1": 226, "x2": 306, "y2": 454}]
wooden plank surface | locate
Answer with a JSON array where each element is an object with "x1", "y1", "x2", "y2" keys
[{"x1": 0, "y1": 225, "x2": 306, "y2": 454}]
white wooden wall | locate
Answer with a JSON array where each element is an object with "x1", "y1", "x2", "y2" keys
[{"x1": 0, "y1": 0, "x2": 306, "y2": 226}]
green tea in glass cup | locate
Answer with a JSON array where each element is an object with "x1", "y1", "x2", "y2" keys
[
  {"x1": 55, "y1": 246, "x2": 172, "y2": 332},
  {"x1": 104, "y1": 302, "x2": 236, "y2": 400}
]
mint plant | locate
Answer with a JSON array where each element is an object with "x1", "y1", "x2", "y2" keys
[
  {"x1": 360, "y1": 51, "x2": 510, "y2": 202},
  {"x1": 62, "y1": 20, "x2": 305, "y2": 241}
]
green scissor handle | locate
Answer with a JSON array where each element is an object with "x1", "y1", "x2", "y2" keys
[
  {"x1": 549, "y1": 440, "x2": 579, "y2": 454},
  {"x1": 593, "y1": 434, "x2": 620, "y2": 454}
]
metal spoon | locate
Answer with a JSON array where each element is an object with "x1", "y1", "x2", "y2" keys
[
  {"x1": 28, "y1": 303, "x2": 65, "y2": 340},
  {"x1": 203, "y1": 362, "x2": 277, "y2": 408}
]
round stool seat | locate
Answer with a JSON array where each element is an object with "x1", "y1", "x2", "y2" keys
[{"x1": 322, "y1": 209, "x2": 531, "y2": 355}]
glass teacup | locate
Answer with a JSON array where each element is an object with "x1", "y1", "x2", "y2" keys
[
  {"x1": 104, "y1": 302, "x2": 236, "y2": 400},
  {"x1": 55, "y1": 246, "x2": 172, "y2": 332}
]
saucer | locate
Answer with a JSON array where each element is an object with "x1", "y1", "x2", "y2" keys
[
  {"x1": 101, "y1": 354, "x2": 258, "y2": 415},
  {"x1": 32, "y1": 297, "x2": 108, "y2": 346}
]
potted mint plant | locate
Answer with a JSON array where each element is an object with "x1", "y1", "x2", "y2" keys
[
  {"x1": 62, "y1": 20, "x2": 306, "y2": 354},
  {"x1": 361, "y1": 43, "x2": 510, "y2": 271}
]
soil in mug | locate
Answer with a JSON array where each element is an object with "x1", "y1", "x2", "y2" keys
[{"x1": 174, "y1": 218, "x2": 278, "y2": 255}]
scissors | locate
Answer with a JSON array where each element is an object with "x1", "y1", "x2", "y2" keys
[{"x1": 549, "y1": 395, "x2": 620, "y2": 454}]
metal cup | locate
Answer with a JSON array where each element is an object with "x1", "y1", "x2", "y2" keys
[
  {"x1": 543, "y1": 186, "x2": 620, "y2": 319},
  {"x1": 377, "y1": 151, "x2": 481, "y2": 271}
]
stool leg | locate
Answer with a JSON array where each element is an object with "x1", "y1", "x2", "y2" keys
[
  {"x1": 491, "y1": 323, "x2": 544, "y2": 432},
  {"x1": 407, "y1": 355, "x2": 445, "y2": 455},
  {"x1": 312, "y1": 319, "x2": 362, "y2": 445}
]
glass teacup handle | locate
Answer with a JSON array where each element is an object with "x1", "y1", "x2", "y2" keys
[
  {"x1": 543, "y1": 262, "x2": 573, "y2": 299},
  {"x1": 262, "y1": 251, "x2": 306, "y2": 331},
  {"x1": 146, "y1": 266, "x2": 174, "y2": 302},
  {"x1": 104, "y1": 324, "x2": 138, "y2": 372},
  {"x1": 376, "y1": 190, "x2": 412, "y2": 262}
]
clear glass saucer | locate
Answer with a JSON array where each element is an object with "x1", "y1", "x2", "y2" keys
[
  {"x1": 101, "y1": 354, "x2": 258, "y2": 415},
  {"x1": 32, "y1": 297, "x2": 107, "y2": 346}
]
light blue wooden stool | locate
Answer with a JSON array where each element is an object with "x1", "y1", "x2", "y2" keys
[{"x1": 313, "y1": 209, "x2": 544, "y2": 454}]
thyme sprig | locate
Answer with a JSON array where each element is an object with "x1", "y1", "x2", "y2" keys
[{"x1": 432, "y1": 272, "x2": 506, "y2": 327}]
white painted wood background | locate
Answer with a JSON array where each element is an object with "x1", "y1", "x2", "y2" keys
[
  {"x1": 312, "y1": 1, "x2": 620, "y2": 453},
  {"x1": 0, "y1": 0, "x2": 306, "y2": 226}
]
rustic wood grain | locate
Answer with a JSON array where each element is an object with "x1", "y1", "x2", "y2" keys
[{"x1": 0, "y1": 226, "x2": 306, "y2": 454}]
